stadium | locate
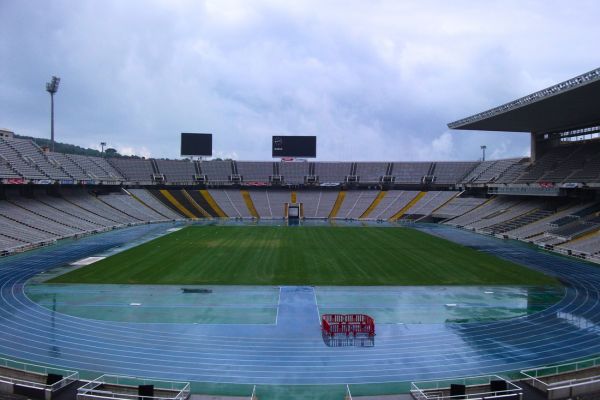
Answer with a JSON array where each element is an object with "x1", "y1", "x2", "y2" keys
[{"x1": 1, "y1": 64, "x2": 600, "y2": 400}]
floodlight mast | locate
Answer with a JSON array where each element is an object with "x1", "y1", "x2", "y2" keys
[
  {"x1": 45, "y1": 76, "x2": 60, "y2": 152},
  {"x1": 481, "y1": 145, "x2": 487, "y2": 161}
]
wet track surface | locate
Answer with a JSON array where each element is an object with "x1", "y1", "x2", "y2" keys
[{"x1": 1, "y1": 222, "x2": 600, "y2": 385}]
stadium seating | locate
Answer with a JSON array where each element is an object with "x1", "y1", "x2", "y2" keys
[
  {"x1": 367, "y1": 190, "x2": 421, "y2": 220},
  {"x1": 280, "y1": 161, "x2": 309, "y2": 184},
  {"x1": 0, "y1": 138, "x2": 48, "y2": 179},
  {"x1": 67, "y1": 154, "x2": 123, "y2": 181},
  {"x1": 296, "y1": 190, "x2": 339, "y2": 218},
  {"x1": 314, "y1": 162, "x2": 352, "y2": 183},
  {"x1": 404, "y1": 191, "x2": 457, "y2": 218},
  {"x1": 558, "y1": 231, "x2": 600, "y2": 256},
  {"x1": 335, "y1": 190, "x2": 380, "y2": 219},
  {"x1": 4, "y1": 133, "x2": 600, "y2": 261},
  {"x1": 128, "y1": 189, "x2": 184, "y2": 219},
  {"x1": 392, "y1": 162, "x2": 431, "y2": 184},
  {"x1": 108, "y1": 158, "x2": 154, "y2": 183},
  {"x1": 355, "y1": 162, "x2": 388, "y2": 183},
  {"x1": 503, "y1": 203, "x2": 595, "y2": 240},
  {"x1": 99, "y1": 193, "x2": 168, "y2": 222},
  {"x1": 48, "y1": 152, "x2": 90, "y2": 180},
  {"x1": 461, "y1": 158, "x2": 523, "y2": 184},
  {"x1": 237, "y1": 162, "x2": 273, "y2": 183},
  {"x1": 446, "y1": 196, "x2": 520, "y2": 228},
  {"x1": 494, "y1": 161, "x2": 529, "y2": 184},
  {"x1": 199, "y1": 160, "x2": 232, "y2": 183},
  {"x1": 155, "y1": 159, "x2": 197, "y2": 183},
  {"x1": 248, "y1": 190, "x2": 274, "y2": 218},
  {"x1": 207, "y1": 189, "x2": 253, "y2": 218},
  {"x1": 432, "y1": 162, "x2": 478, "y2": 184},
  {"x1": 432, "y1": 196, "x2": 486, "y2": 219},
  {"x1": 6, "y1": 139, "x2": 70, "y2": 180},
  {"x1": 467, "y1": 199, "x2": 543, "y2": 231},
  {"x1": 0, "y1": 188, "x2": 184, "y2": 254}
]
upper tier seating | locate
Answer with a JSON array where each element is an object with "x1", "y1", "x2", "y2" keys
[
  {"x1": 314, "y1": 162, "x2": 352, "y2": 183},
  {"x1": 355, "y1": 162, "x2": 387, "y2": 183},
  {"x1": 461, "y1": 158, "x2": 523, "y2": 184},
  {"x1": 237, "y1": 162, "x2": 273, "y2": 183},
  {"x1": 392, "y1": 162, "x2": 431, "y2": 184},
  {"x1": 432, "y1": 162, "x2": 478, "y2": 184},
  {"x1": 200, "y1": 160, "x2": 232, "y2": 182},
  {"x1": 48, "y1": 152, "x2": 90, "y2": 180},
  {"x1": 510, "y1": 142, "x2": 600, "y2": 184},
  {"x1": 5, "y1": 139, "x2": 70, "y2": 180},
  {"x1": 0, "y1": 158, "x2": 20, "y2": 179},
  {"x1": 68, "y1": 154, "x2": 123, "y2": 181},
  {"x1": 108, "y1": 158, "x2": 154, "y2": 182},
  {"x1": 280, "y1": 162, "x2": 309, "y2": 184},
  {"x1": 494, "y1": 161, "x2": 529, "y2": 184},
  {"x1": 0, "y1": 139, "x2": 48, "y2": 179},
  {"x1": 155, "y1": 159, "x2": 197, "y2": 183}
]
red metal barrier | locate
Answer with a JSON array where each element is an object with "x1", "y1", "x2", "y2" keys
[{"x1": 321, "y1": 314, "x2": 375, "y2": 337}]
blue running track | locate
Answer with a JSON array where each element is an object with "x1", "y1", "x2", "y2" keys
[{"x1": 0, "y1": 223, "x2": 599, "y2": 385}]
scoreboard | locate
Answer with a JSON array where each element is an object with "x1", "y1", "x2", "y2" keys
[
  {"x1": 272, "y1": 136, "x2": 316, "y2": 158},
  {"x1": 180, "y1": 133, "x2": 212, "y2": 156}
]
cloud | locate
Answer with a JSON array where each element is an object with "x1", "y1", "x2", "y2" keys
[{"x1": 0, "y1": 0, "x2": 598, "y2": 161}]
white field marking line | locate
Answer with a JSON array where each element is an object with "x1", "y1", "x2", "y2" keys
[
  {"x1": 166, "y1": 227, "x2": 183, "y2": 232},
  {"x1": 313, "y1": 287, "x2": 321, "y2": 324},
  {"x1": 70, "y1": 256, "x2": 105, "y2": 266},
  {"x1": 275, "y1": 287, "x2": 282, "y2": 325}
]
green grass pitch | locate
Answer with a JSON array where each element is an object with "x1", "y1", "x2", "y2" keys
[{"x1": 50, "y1": 225, "x2": 558, "y2": 286}]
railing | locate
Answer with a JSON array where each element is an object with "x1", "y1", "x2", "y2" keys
[
  {"x1": 77, "y1": 374, "x2": 190, "y2": 400},
  {"x1": 410, "y1": 375, "x2": 521, "y2": 400},
  {"x1": 0, "y1": 356, "x2": 79, "y2": 392},
  {"x1": 521, "y1": 356, "x2": 600, "y2": 394}
]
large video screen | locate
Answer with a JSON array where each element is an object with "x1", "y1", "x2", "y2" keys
[
  {"x1": 272, "y1": 136, "x2": 316, "y2": 158},
  {"x1": 180, "y1": 133, "x2": 212, "y2": 156}
]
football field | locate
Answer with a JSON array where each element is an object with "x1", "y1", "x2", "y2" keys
[{"x1": 50, "y1": 225, "x2": 557, "y2": 286}]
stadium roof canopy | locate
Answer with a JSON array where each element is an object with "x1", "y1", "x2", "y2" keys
[{"x1": 448, "y1": 67, "x2": 600, "y2": 133}]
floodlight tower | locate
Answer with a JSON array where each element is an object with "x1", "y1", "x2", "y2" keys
[
  {"x1": 46, "y1": 76, "x2": 60, "y2": 152},
  {"x1": 480, "y1": 145, "x2": 487, "y2": 161},
  {"x1": 100, "y1": 142, "x2": 107, "y2": 156}
]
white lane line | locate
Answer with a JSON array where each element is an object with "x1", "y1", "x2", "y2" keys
[
  {"x1": 275, "y1": 286, "x2": 282, "y2": 325},
  {"x1": 313, "y1": 287, "x2": 321, "y2": 325}
]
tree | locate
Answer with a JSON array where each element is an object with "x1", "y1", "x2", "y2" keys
[{"x1": 104, "y1": 148, "x2": 118, "y2": 157}]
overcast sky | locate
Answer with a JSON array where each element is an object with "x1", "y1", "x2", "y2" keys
[{"x1": 0, "y1": 1, "x2": 598, "y2": 161}]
